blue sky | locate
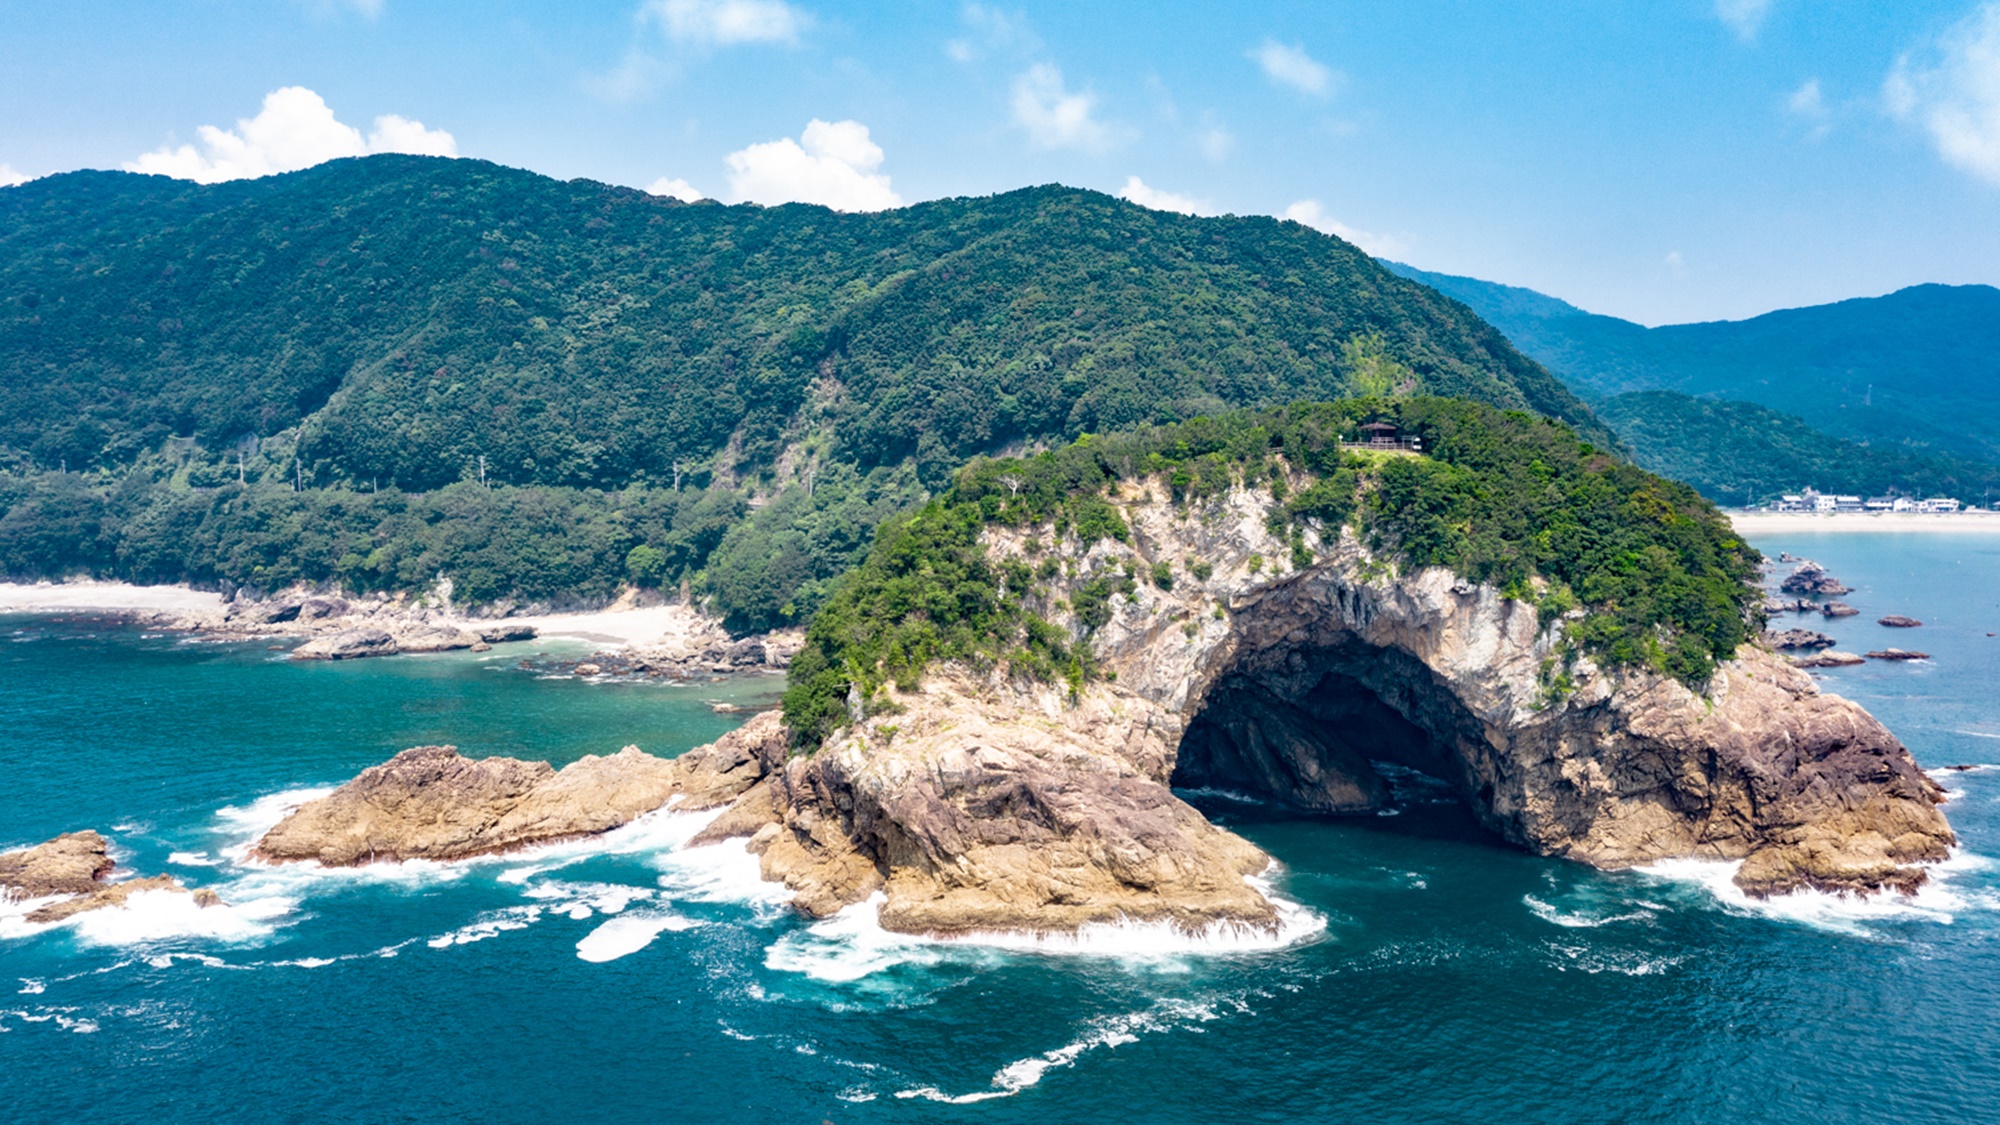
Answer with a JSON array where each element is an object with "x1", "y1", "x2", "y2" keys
[{"x1": 2, "y1": 0, "x2": 1998, "y2": 325}]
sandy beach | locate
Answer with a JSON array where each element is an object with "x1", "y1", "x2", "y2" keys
[
  {"x1": 0, "y1": 580, "x2": 726, "y2": 651},
  {"x1": 1729, "y1": 511, "x2": 2000, "y2": 535},
  {"x1": 0, "y1": 581, "x2": 226, "y2": 615}
]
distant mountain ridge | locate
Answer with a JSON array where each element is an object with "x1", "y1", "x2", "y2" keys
[
  {"x1": 1383, "y1": 261, "x2": 2000, "y2": 501},
  {"x1": 1383, "y1": 262, "x2": 2000, "y2": 463}
]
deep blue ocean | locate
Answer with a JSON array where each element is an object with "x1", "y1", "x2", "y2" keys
[{"x1": 5, "y1": 531, "x2": 1999, "y2": 1123}]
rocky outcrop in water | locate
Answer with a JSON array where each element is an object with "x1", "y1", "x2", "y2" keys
[
  {"x1": 1782, "y1": 562, "x2": 1851, "y2": 597},
  {"x1": 0, "y1": 830, "x2": 220, "y2": 922},
  {"x1": 1878, "y1": 616, "x2": 1923, "y2": 628},
  {"x1": 660, "y1": 478, "x2": 1953, "y2": 930},
  {"x1": 1765, "y1": 628, "x2": 1837, "y2": 651},
  {"x1": 1793, "y1": 651, "x2": 1865, "y2": 668},
  {"x1": 250, "y1": 740, "x2": 763, "y2": 866},
  {"x1": 1866, "y1": 648, "x2": 1930, "y2": 662},
  {"x1": 1821, "y1": 602, "x2": 1860, "y2": 618}
]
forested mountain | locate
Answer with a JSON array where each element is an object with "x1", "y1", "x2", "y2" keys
[
  {"x1": 1385, "y1": 261, "x2": 2000, "y2": 499},
  {"x1": 0, "y1": 156, "x2": 1602, "y2": 625},
  {"x1": 1595, "y1": 391, "x2": 2000, "y2": 506}
]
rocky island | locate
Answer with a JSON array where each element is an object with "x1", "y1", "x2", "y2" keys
[
  {"x1": 256, "y1": 400, "x2": 1955, "y2": 938},
  {"x1": 1, "y1": 830, "x2": 220, "y2": 923}
]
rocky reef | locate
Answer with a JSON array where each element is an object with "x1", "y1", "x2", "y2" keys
[
  {"x1": 250, "y1": 741, "x2": 762, "y2": 865},
  {"x1": 0, "y1": 830, "x2": 220, "y2": 923}
]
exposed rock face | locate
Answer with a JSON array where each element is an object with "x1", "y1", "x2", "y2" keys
[
  {"x1": 0, "y1": 830, "x2": 115, "y2": 897},
  {"x1": 1878, "y1": 616, "x2": 1923, "y2": 628},
  {"x1": 291, "y1": 627, "x2": 400, "y2": 660},
  {"x1": 1765, "y1": 628, "x2": 1836, "y2": 651},
  {"x1": 1821, "y1": 602, "x2": 1861, "y2": 618},
  {"x1": 1794, "y1": 651, "x2": 1865, "y2": 668},
  {"x1": 1, "y1": 830, "x2": 220, "y2": 922},
  {"x1": 662, "y1": 477, "x2": 1952, "y2": 930},
  {"x1": 1866, "y1": 649, "x2": 1930, "y2": 661},
  {"x1": 1782, "y1": 562, "x2": 1851, "y2": 596},
  {"x1": 250, "y1": 742, "x2": 758, "y2": 865}
]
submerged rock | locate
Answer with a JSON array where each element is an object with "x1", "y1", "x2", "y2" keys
[
  {"x1": 250, "y1": 742, "x2": 760, "y2": 866},
  {"x1": 0, "y1": 830, "x2": 220, "y2": 921}
]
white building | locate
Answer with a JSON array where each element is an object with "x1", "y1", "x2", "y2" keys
[{"x1": 1918, "y1": 497, "x2": 1962, "y2": 513}]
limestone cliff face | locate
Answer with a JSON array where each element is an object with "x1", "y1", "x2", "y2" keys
[{"x1": 674, "y1": 477, "x2": 1952, "y2": 932}]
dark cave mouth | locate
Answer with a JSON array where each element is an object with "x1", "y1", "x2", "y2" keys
[{"x1": 1168, "y1": 648, "x2": 1476, "y2": 820}]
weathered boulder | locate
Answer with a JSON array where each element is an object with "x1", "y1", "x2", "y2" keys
[
  {"x1": 395, "y1": 624, "x2": 480, "y2": 654},
  {"x1": 1821, "y1": 601, "x2": 1861, "y2": 618},
  {"x1": 1765, "y1": 628, "x2": 1837, "y2": 651},
  {"x1": 291, "y1": 627, "x2": 399, "y2": 661},
  {"x1": 1, "y1": 831, "x2": 220, "y2": 921},
  {"x1": 0, "y1": 830, "x2": 114, "y2": 897},
  {"x1": 1794, "y1": 650, "x2": 1866, "y2": 668},
  {"x1": 1782, "y1": 562, "x2": 1851, "y2": 596},
  {"x1": 251, "y1": 740, "x2": 763, "y2": 866},
  {"x1": 478, "y1": 623, "x2": 538, "y2": 644}
]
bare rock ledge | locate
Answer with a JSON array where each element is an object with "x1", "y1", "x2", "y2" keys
[{"x1": 1, "y1": 830, "x2": 221, "y2": 923}]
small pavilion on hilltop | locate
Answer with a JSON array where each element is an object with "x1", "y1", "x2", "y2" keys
[{"x1": 1346, "y1": 421, "x2": 1422, "y2": 452}]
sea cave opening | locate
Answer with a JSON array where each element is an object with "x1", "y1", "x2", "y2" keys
[{"x1": 1169, "y1": 637, "x2": 1499, "y2": 837}]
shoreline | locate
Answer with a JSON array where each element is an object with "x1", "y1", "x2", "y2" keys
[
  {"x1": 0, "y1": 580, "x2": 786, "y2": 667},
  {"x1": 1729, "y1": 511, "x2": 2000, "y2": 535}
]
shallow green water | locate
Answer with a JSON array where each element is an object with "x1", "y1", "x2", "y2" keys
[{"x1": 3, "y1": 532, "x2": 1997, "y2": 1123}]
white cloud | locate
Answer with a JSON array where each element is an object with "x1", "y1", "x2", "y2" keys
[
  {"x1": 1715, "y1": 0, "x2": 1774, "y2": 40},
  {"x1": 1011, "y1": 63, "x2": 1117, "y2": 151},
  {"x1": 1249, "y1": 40, "x2": 1337, "y2": 98},
  {"x1": 0, "y1": 164, "x2": 33, "y2": 188},
  {"x1": 125, "y1": 87, "x2": 456, "y2": 184},
  {"x1": 946, "y1": 3, "x2": 1034, "y2": 63},
  {"x1": 1665, "y1": 250, "x2": 1686, "y2": 269},
  {"x1": 646, "y1": 177, "x2": 705, "y2": 202},
  {"x1": 1116, "y1": 176, "x2": 1216, "y2": 216},
  {"x1": 1282, "y1": 199, "x2": 1406, "y2": 257},
  {"x1": 647, "y1": 0, "x2": 807, "y2": 46},
  {"x1": 1787, "y1": 77, "x2": 1831, "y2": 139},
  {"x1": 1886, "y1": 3, "x2": 2000, "y2": 187},
  {"x1": 1197, "y1": 124, "x2": 1234, "y2": 161},
  {"x1": 725, "y1": 119, "x2": 901, "y2": 211},
  {"x1": 1788, "y1": 78, "x2": 1826, "y2": 117}
]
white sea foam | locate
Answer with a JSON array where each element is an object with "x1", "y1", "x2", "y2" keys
[
  {"x1": 1523, "y1": 894, "x2": 1657, "y2": 929},
  {"x1": 18, "y1": 979, "x2": 44, "y2": 995},
  {"x1": 1636, "y1": 852, "x2": 1999, "y2": 936},
  {"x1": 167, "y1": 851, "x2": 221, "y2": 867},
  {"x1": 650, "y1": 836, "x2": 793, "y2": 911},
  {"x1": 575, "y1": 911, "x2": 703, "y2": 962},
  {"x1": 427, "y1": 905, "x2": 543, "y2": 948},
  {"x1": 766, "y1": 869, "x2": 1324, "y2": 982},
  {"x1": 214, "y1": 787, "x2": 334, "y2": 847},
  {"x1": 0, "y1": 1007, "x2": 99, "y2": 1034},
  {"x1": 1, "y1": 886, "x2": 294, "y2": 948},
  {"x1": 896, "y1": 1000, "x2": 1224, "y2": 1103},
  {"x1": 1542, "y1": 941, "x2": 1682, "y2": 976}
]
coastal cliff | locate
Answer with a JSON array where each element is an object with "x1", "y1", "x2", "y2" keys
[{"x1": 252, "y1": 400, "x2": 1955, "y2": 937}]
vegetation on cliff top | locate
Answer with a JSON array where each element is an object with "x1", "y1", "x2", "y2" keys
[
  {"x1": 782, "y1": 397, "x2": 1761, "y2": 748},
  {"x1": 1, "y1": 156, "x2": 1605, "y2": 625}
]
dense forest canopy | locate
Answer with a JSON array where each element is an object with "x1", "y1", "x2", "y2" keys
[
  {"x1": 783, "y1": 397, "x2": 1760, "y2": 748},
  {"x1": 0, "y1": 156, "x2": 1608, "y2": 624},
  {"x1": 1596, "y1": 390, "x2": 2000, "y2": 506}
]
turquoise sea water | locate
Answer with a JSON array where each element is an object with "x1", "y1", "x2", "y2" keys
[{"x1": 4, "y1": 532, "x2": 1999, "y2": 1123}]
